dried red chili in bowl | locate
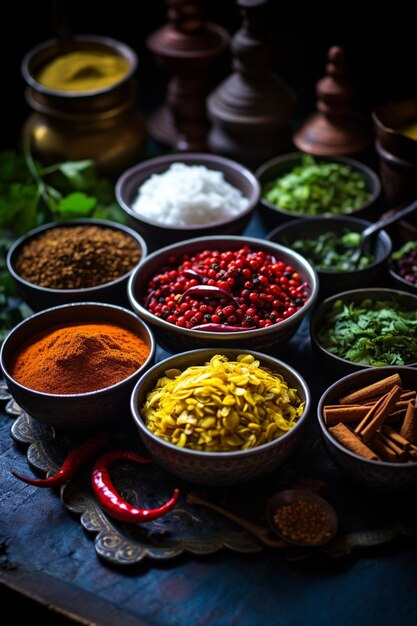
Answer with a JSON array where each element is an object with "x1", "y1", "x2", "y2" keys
[{"x1": 128, "y1": 235, "x2": 318, "y2": 352}]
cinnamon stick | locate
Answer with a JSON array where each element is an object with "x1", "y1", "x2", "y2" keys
[
  {"x1": 399, "y1": 391, "x2": 417, "y2": 402},
  {"x1": 377, "y1": 430, "x2": 407, "y2": 460},
  {"x1": 371, "y1": 433, "x2": 401, "y2": 462},
  {"x1": 395, "y1": 400, "x2": 416, "y2": 410},
  {"x1": 386, "y1": 408, "x2": 407, "y2": 422},
  {"x1": 329, "y1": 423, "x2": 380, "y2": 461},
  {"x1": 338, "y1": 374, "x2": 402, "y2": 405},
  {"x1": 400, "y1": 398, "x2": 417, "y2": 444},
  {"x1": 381, "y1": 425, "x2": 413, "y2": 451},
  {"x1": 323, "y1": 404, "x2": 370, "y2": 425},
  {"x1": 354, "y1": 385, "x2": 402, "y2": 442}
]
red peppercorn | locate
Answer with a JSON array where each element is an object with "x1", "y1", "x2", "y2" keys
[{"x1": 143, "y1": 246, "x2": 310, "y2": 331}]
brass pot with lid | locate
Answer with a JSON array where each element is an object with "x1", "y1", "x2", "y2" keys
[{"x1": 21, "y1": 35, "x2": 147, "y2": 177}]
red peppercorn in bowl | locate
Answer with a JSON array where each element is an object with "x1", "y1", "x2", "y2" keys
[
  {"x1": 389, "y1": 241, "x2": 417, "y2": 295},
  {"x1": 127, "y1": 235, "x2": 318, "y2": 353}
]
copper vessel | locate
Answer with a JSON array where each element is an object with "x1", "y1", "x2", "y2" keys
[{"x1": 21, "y1": 35, "x2": 147, "y2": 178}]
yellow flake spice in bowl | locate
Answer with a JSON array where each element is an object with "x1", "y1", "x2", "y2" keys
[
  {"x1": 37, "y1": 50, "x2": 130, "y2": 92},
  {"x1": 141, "y1": 354, "x2": 304, "y2": 452}
]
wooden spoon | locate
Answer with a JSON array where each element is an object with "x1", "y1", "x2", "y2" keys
[{"x1": 187, "y1": 489, "x2": 338, "y2": 549}]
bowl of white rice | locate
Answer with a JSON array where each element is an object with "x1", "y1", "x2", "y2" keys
[{"x1": 115, "y1": 153, "x2": 260, "y2": 250}]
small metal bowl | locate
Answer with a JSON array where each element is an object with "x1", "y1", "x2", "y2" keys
[
  {"x1": 256, "y1": 152, "x2": 381, "y2": 228},
  {"x1": 267, "y1": 216, "x2": 392, "y2": 299},
  {"x1": 317, "y1": 366, "x2": 417, "y2": 491},
  {"x1": 310, "y1": 287, "x2": 417, "y2": 377},
  {"x1": 7, "y1": 219, "x2": 147, "y2": 312},
  {"x1": 115, "y1": 152, "x2": 260, "y2": 251},
  {"x1": 130, "y1": 348, "x2": 311, "y2": 486},
  {"x1": 0, "y1": 302, "x2": 155, "y2": 430}
]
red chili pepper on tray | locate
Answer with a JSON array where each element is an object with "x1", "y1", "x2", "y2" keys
[
  {"x1": 91, "y1": 451, "x2": 180, "y2": 523},
  {"x1": 11, "y1": 431, "x2": 111, "y2": 487}
]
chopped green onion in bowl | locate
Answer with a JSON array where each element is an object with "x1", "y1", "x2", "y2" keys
[{"x1": 262, "y1": 155, "x2": 371, "y2": 216}]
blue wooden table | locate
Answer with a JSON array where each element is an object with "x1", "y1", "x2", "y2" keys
[{"x1": 1, "y1": 211, "x2": 417, "y2": 626}]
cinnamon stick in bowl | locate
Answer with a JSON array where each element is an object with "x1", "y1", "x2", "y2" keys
[{"x1": 317, "y1": 367, "x2": 417, "y2": 491}]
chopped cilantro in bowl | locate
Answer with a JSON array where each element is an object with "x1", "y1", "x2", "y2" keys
[{"x1": 311, "y1": 289, "x2": 417, "y2": 369}]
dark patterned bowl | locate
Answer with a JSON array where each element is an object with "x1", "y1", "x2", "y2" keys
[
  {"x1": 310, "y1": 288, "x2": 417, "y2": 377},
  {"x1": 267, "y1": 216, "x2": 392, "y2": 299},
  {"x1": 317, "y1": 366, "x2": 417, "y2": 491},
  {"x1": 0, "y1": 302, "x2": 155, "y2": 429},
  {"x1": 127, "y1": 235, "x2": 318, "y2": 353},
  {"x1": 131, "y1": 348, "x2": 311, "y2": 486},
  {"x1": 7, "y1": 218, "x2": 147, "y2": 312},
  {"x1": 388, "y1": 242, "x2": 417, "y2": 296}
]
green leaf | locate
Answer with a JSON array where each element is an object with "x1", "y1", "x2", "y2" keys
[
  {"x1": 0, "y1": 182, "x2": 41, "y2": 234},
  {"x1": 57, "y1": 160, "x2": 96, "y2": 190},
  {"x1": 92, "y1": 202, "x2": 127, "y2": 224},
  {"x1": 57, "y1": 192, "x2": 97, "y2": 218},
  {"x1": 0, "y1": 151, "x2": 31, "y2": 182}
]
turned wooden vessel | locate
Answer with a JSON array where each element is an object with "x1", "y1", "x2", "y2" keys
[
  {"x1": 147, "y1": 0, "x2": 229, "y2": 152},
  {"x1": 207, "y1": 0, "x2": 296, "y2": 169},
  {"x1": 294, "y1": 46, "x2": 372, "y2": 157}
]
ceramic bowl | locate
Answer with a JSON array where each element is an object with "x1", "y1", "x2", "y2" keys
[
  {"x1": 388, "y1": 242, "x2": 417, "y2": 295},
  {"x1": 131, "y1": 348, "x2": 311, "y2": 486},
  {"x1": 310, "y1": 288, "x2": 417, "y2": 377},
  {"x1": 127, "y1": 235, "x2": 318, "y2": 353},
  {"x1": 115, "y1": 152, "x2": 260, "y2": 251},
  {"x1": 0, "y1": 302, "x2": 155, "y2": 430},
  {"x1": 318, "y1": 366, "x2": 417, "y2": 491},
  {"x1": 267, "y1": 216, "x2": 392, "y2": 299},
  {"x1": 255, "y1": 152, "x2": 381, "y2": 227},
  {"x1": 7, "y1": 219, "x2": 147, "y2": 312}
]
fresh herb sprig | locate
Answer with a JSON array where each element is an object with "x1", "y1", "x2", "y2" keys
[
  {"x1": 0, "y1": 149, "x2": 126, "y2": 236},
  {"x1": 0, "y1": 237, "x2": 31, "y2": 341},
  {"x1": 0, "y1": 148, "x2": 126, "y2": 340}
]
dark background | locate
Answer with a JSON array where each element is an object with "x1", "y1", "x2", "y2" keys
[
  {"x1": 1, "y1": 3, "x2": 416, "y2": 622},
  {"x1": 1, "y1": 0, "x2": 416, "y2": 149}
]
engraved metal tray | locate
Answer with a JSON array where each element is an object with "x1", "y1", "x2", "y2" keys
[{"x1": 3, "y1": 378, "x2": 417, "y2": 566}]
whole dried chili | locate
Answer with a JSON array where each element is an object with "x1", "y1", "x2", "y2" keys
[
  {"x1": 180, "y1": 285, "x2": 240, "y2": 308},
  {"x1": 91, "y1": 451, "x2": 180, "y2": 523},
  {"x1": 12, "y1": 431, "x2": 111, "y2": 487}
]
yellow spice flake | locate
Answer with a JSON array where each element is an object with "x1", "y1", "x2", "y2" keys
[{"x1": 141, "y1": 354, "x2": 304, "y2": 452}]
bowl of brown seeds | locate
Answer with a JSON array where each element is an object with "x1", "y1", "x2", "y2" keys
[{"x1": 7, "y1": 219, "x2": 147, "y2": 311}]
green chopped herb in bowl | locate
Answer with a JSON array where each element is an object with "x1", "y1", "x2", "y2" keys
[
  {"x1": 263, "y1": 155, "x2": 370, "y2": 215},
  {"x1": 290, "y1": 230, "x2": 375, "y2": 271},
  {"x1": 267, "y1": 216, "x2": 392, "y2": 299},
  {"x1": 311, "y1": 289, "x2": 417, "y2": 371},
  {"x1": 256, "y1": 153, "x2": 380, "y2": 224}
]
